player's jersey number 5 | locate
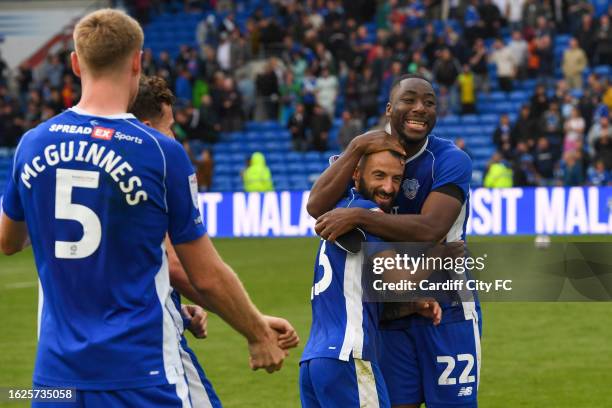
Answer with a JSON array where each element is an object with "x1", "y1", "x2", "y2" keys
[{"x1": 55, "y1": 168, "x2": 102, "y2": 259}]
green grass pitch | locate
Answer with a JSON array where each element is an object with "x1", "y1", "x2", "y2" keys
[{"x1": 1, "y1": 236, "x2": 611, "y2": 407}]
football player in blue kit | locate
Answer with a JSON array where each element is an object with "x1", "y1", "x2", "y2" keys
[
  {"x1": 300, "y1": 149, "x2": 442, "y2": 408},
  {"x1": 129, "y1": 75, "x2": 300, "y2": 408},
  {"x1": 0, "y1": 9, "x2": 290, "y2": 407},
  {"x1": 308, "y1": 74, "x2": 481, "y2": 408}
]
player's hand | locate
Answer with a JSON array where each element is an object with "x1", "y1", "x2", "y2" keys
[
  {"x1": 427, "y1": 241, "x2": 465, "y2": 260},
  {"x1": 182, "y1": 304, "x2": 208, "y2": 339},
  {"x1": 351, "y1": 129, "x2": 406, "y2": 156},
  {"x1": 248, "y1": 328, "x2": 288, "y2": 373},
  {"x1": 264, "y1": 315, "x2": 299, "y2": 350},
  {"x1": 415, "y1": 298, "x2": 442, "y2": 326},
  {"x1": 315, "y1": 207, "x2": 362, "y2": 242}
]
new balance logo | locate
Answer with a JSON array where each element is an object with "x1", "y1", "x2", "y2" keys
[
  {"x1": 92, "y1": 126, "x2": 115, "y2": 140},
  {"x1": 458, "y1": 387, "x2": 473, "y2": 397}
]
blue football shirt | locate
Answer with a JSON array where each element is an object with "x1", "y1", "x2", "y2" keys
[
  {"x1": 2, "y1": 107, "x2": 206, "y2": 389},
  {"x1": 301, "y1": 188, "x2": 386, "y2": 364},
  {"x1": 391, "y1": 134, "x2": 479, "y2": 325}
]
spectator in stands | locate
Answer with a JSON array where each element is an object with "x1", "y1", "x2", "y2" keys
[
  {"x1": 194, "y1": 148, "x2": 214, "y2": 192},
  {"x1": 536, "y1": 35, "x2": 554, "y2": 86},
  {"x1": 0, "y1": 51, "x2": 7, "y2": 86},
  {"x1": 309, "y1": 104, "x2": 332, "y2": 152},
  {"x1": 512, "y1": 105, "x2": 539, "y2": 146},
  {"x1": 197, "y1": 94, "x2": 221, "y2": 142},
  {"x1": 594, "y1": 131, "x2": 612, "y2": 169},
  {"x1": 458, "y1": 65, "x2": 476, "y2": 114},
  {"x1": 483, "y1": 152, "x2": 513, "y2": 188},
  {"x1": 315, "y1": 67, "x2": 339, "y2": 118},
  {"x1": 432, "y1": 48, "x2": 460, "y2": 112},
  {"x1": 230, "y1": 31, "x2": 252, "y2": 71},
  {"x1": 217, "y1": 77, "x2": 243, "y2": 132},
  {"x1": 558, "y1": 150, "x2": 585, "y2": 186},
  {"x1": 357, "y1": 66, "x2": 380, "y2": 121},
  {"x1": 478, "y1": 0, "x2": 503, "y2": 38},
  {"x1": 255, "y1": 59, "x2": 280, "y2": 121},
  {"x1": 490, "y1": 39, "x2": 516, "y2": 92},
  {"x1": 288, "y1": 103, "x2": 308, "y2": 152},
  {"x1": 506, "y1": 0, "x2": 525, "y2": 31},
  {"x1": 594, "y1": 15, "x2": 612, "y2": 66},
  {"x1": 174, "y1": 69, "x2": 193, "y2": 103},
  {"x1": 529, "y1": 84, "x2": 549, "y2": 119},
  {"x1": 588, "y1": 116, "x2": 612, "y2": 157},
  {"x1": 541, "y1": 101, "x2": 563, "y2": 142},
  {"x1": 563, "y1": 106, "x2": 586, "y2": 153},
  {"x1": 338, "y1": 110, "x2": 363, "y2": 151},
  {"x1": 217, "y1": 32, "x2": 232, "y2": 71},
  {"x1": 575, "y1": 13, "x2": 597, "y2": 64},
  {"x1": 468, "y1": 38, "x2": 489, "y2": 93},
  {"x1": 61, "y1": 74, "x2": 78, "y2": 109},
  {"x1": 493, "y1": 113, "x2": 514, "y2": 156},
  {"x1": 512, "y1": 141, "x2": 538, "y2": 186},
  {"x1": 243, "y1": 152, "x2": 274, "y2": 192},
  {"x1": 562, "y1": 38, "x2": 588, "y2": 90},
  {"x1": 507, "y1": 31, "x2": 528, "y2": 79},
  {"x1": 534, "y1": 136, "x2": 556, "y2": 185},
  {"x1": 463, "y1": 0, "x2": 483, "y2": 45},
  {"x1": 587, "y1": 158, "x2": 611, "y2": 186},
  {"x1": 0, "y1": 102, "x2": 23, "y2": 147}
]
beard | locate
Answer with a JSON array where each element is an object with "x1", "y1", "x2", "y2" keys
[{"x1": 357, "y1": 176, "x2": 395, "y2": 212}]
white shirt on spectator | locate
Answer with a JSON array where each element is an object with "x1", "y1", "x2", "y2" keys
[
  {"x1": 315, "y1": 75, "x2": 339, "y2": 116},
  {"x1": 217, "y1": 40, "x2": 231, "y2": 71},
  {"x1": 490, "y1": 46, "x2": 517, "y2": 78},
  {"x1": 508, "y1": 39, "x2": 528, "y2": 67},
  {"x1": 508, "y1": 0, "x2": 525, "y2": 23}
]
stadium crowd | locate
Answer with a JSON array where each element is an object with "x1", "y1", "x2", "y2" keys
[{"x1": 0, "y1": 0, "x2": 611, "y2": 189}]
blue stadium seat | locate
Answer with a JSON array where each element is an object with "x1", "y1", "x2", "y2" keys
[
  {"x1": 286, "y1": 162, "x2": 306, "y2": 173},
  {"x1": 438, "y1": 115, "x2": 460, "y2": 125},
  {"x1": 460, "y1": 114, "x2": 479, "y2": 124},
  {"x1": 229, "y1": 152, "x2": 248, "y2": 163},
  {"x1": 471, "y1": 147, "x2": 496, "y2": 159},
  {"x1": 214, "y1": 163, "x2": 233, "y2": 175},
  {"x1": 214, "y1": 154, "x2": 231, "y2": 164},
  {"x1": 479, "y1": 113, "x2": 500, "y2": 124},
  {"x1": 274, "y1": 179, "x2": 291, "y2": 191},
  {"x1": 594, "y1": 65, "x2": 611, "y2": 77},
  {"x1": 285, "y1": 152, "x2": 303, "y2": 162},
  {"x1": 266, "y1": 152, "x2": 284, "y2": 164},
  {"x1": 509, "y1": 90, "x2": 529, "y2": 101},
  {"x1": 304, "y1": 151, "x2": 322, "y2": 162},
  {"x1": 245, "y1": 131, "x2": 260, "y2": 141},
  {"x1": 269, "y1": 163, "x2": 287, "y2": 174}
]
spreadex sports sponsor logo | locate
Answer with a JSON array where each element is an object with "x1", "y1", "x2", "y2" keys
[
  {"x1": 48, "y1": 124, "x2": 143, "y2": 144},
  {"x1": 92, "y1": 126, "x2": 115, "y2": 140}
]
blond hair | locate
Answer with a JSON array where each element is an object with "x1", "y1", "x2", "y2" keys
[{"x1": 73, "y1": 8, "x2": 144, "y2": 76}]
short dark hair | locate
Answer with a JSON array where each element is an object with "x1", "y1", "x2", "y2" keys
[
  {"x1": 129, "y1": 75, "x2": 176, "y2": 123},
  {"x1": 359, "y1": 149, "x2": 407, "y2": 170},
  {"x1": 389, "y1": 73, "x2": 433, "y2": 101}
]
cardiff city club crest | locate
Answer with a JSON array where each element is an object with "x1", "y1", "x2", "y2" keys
[{"x1": 402, "y1": 178, "x2": 420, "y2": 199}]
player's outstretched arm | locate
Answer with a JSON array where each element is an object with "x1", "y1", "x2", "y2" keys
[
  {"x1": 0, "y1": 212, "x2": 28, "y2": 255},
  {"x1": 307, "y1": 130, "x2": 405, "y2": 218},
  {"x1": 174, "y1": 234, "x2": 287, "y2": 372},
  {"x1": 316, "y1": 191, "x2": 463, "y2": 242}
]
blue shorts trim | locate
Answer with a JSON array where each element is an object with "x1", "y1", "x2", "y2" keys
[
  {"x1": 299, "y1": 357, "x2": 390, "y2": 408},
  {"x1": 179, "y1": 336, "x2": 222, "y2": 408}
]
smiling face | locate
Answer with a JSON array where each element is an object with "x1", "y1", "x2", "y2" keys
[
  {"x1": 386, "y1": 77, "x2": 437, "y2": 145},
  {"x1": 353, "y1": 150, "x2": 405, "y2": 212}
]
